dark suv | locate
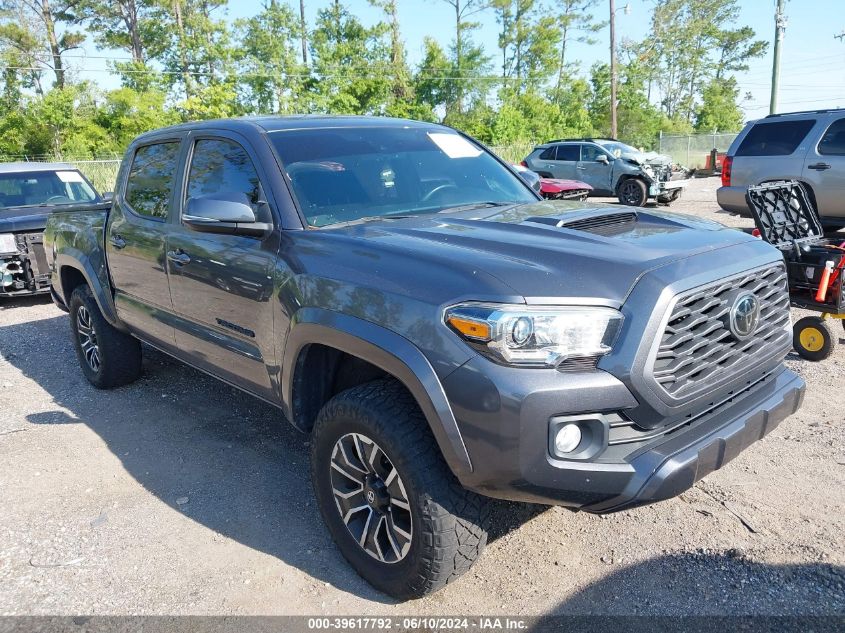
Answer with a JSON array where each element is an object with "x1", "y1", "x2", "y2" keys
[{"x1": 45, "y1": 116, "x2": 804, "y2": 599}]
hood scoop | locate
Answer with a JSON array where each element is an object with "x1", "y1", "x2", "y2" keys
[{"x1": 524, "y1": 211, "x2": 638, "y2": 236}]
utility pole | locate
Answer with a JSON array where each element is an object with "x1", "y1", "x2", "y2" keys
[
  {"x1": 769, "y1": 0, "x2": 787, "y2": 115},
  {"x1": 609, "y1": 0, "x2": 618, "y2": 138}
]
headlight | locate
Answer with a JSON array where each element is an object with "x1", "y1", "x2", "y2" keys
[{"x1": 445, "y1": 303, "x2": 623, "y2": 367}]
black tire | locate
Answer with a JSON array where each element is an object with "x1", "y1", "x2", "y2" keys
[
  {"x1": 617, "y1": 178, "x2": 648, "y2": 206},
  {"x1": 311, "y1": 378, "x2": 490, "y2": 600},
  {"x1": 792, "y1": 316, "x2": 835, "y2": 362},
  {"x1": 68, "y1": 285, "x2": 142, "y2": 388}
]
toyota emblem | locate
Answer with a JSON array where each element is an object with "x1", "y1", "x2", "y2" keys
[{"x1": 729, "y1": 292, "x2": 761, "y2": 340}]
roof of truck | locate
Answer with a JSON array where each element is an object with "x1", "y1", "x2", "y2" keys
[
  {"x1": 0, "y1": 161, "x2": 77, "y2": 173},
  {"x1": 133, "y1": 115, "x2": 447, "y2": 142}
]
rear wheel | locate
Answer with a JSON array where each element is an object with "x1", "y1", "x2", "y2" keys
[
  {"x1": 311, "y1": 379, "x2": 490, "y2": 599},
  {"x1": 793, "y1": 316, "x2": 834, "y2": 362},
  {"x1": 69, "y1": 285, "x2": 142, "y2": 388},
  {"x1": 617, "y1": 178, "x2": 648, "y2": 207}
]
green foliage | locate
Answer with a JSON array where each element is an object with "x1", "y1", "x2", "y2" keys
[
  {"x1": 694, "y1": 77, "x2": 744, "y2": 133},
  {"x1": 0, "y1": 0, "x2": 760, "y2": 161}
]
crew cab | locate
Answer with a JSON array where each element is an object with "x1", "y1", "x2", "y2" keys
[
  {"x1": 45, "y1": 117, "x2": 804, "y2": 599},
  {"x1": 0, "y1": 162, "x2": 103, "y2": 297}
]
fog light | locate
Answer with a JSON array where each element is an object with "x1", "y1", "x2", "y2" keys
[{"x1": 554, "y1": 423, "x2": 582, "y2": 454}]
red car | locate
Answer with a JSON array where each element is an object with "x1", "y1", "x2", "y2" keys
[{"x1": 513, "y1": 163, "x2": 592, "y2": 201}]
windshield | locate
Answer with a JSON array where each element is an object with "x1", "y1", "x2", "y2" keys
[
  {"x1": 269, "y1": 126, "x2": 536, "y2": 227},
  {"x1": 0, "y1": 170, "x2": 97, "y2": 210},
  {"x1": 595, "y1": 140, "x2": 641, "y2": 157}
]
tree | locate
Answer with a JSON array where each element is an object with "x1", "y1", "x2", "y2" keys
[
  {"x1": 438, "y1": 0, "x2": 488, "y2": 113},
  {"x1": 236, "y1": 0, "x2": 305, "y2": 114},
  {"x1": 694, "y1": 77, "x2": 743, "y2": 132},
  {"x1": 369, "y1": 0, "x2": 411, "y2": 104},
  {"x1": 491, "y1": 0, "x2": 560, "y2": 94},
  {"x1": 0, "y1": 0, "x2": 85, "y2": 89},
  {"x1": 308, "y1": 1, "x2": 391, "y2": 114},
  {"x1": 554, "y1": 0, "x2": 604, "y2": 95}
]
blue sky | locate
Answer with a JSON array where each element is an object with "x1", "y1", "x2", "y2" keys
[{"x1": 68, "y1": 0, "x2": 845, "y2": 121}]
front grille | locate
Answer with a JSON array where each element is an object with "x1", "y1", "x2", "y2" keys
[
  {"x1": 562, "y1": 212, "x2": 637, "y2": 236},
  {"x1": 651, "y1": 264, "x2": 791, "y2": 399}
]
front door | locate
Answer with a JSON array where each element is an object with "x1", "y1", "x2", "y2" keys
[
  {"x1": 577, "y1": 144, "x2": 614, "y2": 194},
  {"x1": 166, "y1": 134, "x2": 279, "y2": 398},
  {"x1": 802, "y1": 117, "x2": 845, "y2": 223},
  {"x1": 106, "y1": 139, "x2": 182, "y2": 349}
]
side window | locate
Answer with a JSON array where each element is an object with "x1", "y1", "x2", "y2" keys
[
  {"x1": 539, "y1": 147, "x2": 557, "y2": 160},
  {"x1": 186, "y1": 138, "x2": 269, "y2": 222},
  {"x1": 736, "y1": 120, "x2": 816, "y2": 157},
  {"x1": 818, "y1": 118, "x2": 845, "y2": 156},
  {"x1": 580, "y1": 144, "x2": 606, "y2": 162},
  {"x1": 125, "y1": 142, "x2": 181, "y2": 219},
  {"x1": 556, "y1": 145, "x2": 580, "y2": 161}
]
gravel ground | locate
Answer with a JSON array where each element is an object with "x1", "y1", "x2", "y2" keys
[{"x1": 0, "y1": 177, "x2": 843, "y2": 616}]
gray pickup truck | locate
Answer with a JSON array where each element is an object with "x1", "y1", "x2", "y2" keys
[{"x1": 45, "y1": 116, "x2": 805, "y2": 599}]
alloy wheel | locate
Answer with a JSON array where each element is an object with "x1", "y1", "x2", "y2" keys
[
  {"x1": 329, "y1": 432, "x2": 413, "y2": 564},
  {"x1": 620, "y1": 181, "x2": 643, "y2": 205},
  {"x1": 76, "y1": 306, "x2": 101, "y2": 372}
]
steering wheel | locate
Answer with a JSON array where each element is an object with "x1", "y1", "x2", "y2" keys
[
  {"x1": 45, "y1": 195, "x2": 72, "y2": 203},
  {"x1": 421, "y1": 183, "x2": 460, "y2": 203}
]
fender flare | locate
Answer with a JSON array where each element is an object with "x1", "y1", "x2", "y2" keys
[
  {"x1": 54, "y1": 250, "x2": 123, "y2": 329},
  {"x1": 281, "y1": 308, "x2": 473, "y2": 479}
]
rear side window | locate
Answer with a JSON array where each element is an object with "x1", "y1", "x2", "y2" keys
[
  {"x1": 556, "y1": 145, "x2": 580, "y2": 161},
  {"x1": 125, "y1": 142, "x2": 181, "y2": 219},
  {"x1": 818, "y1": 118, "x2": 845, "y2": 155},
  {"x1": 736, "y1": 120, "x2": 816, "y2": 157},
  {"x1": 186, "y1": 138, "x2": 269, "y2": 221},
  {"x1": 539, "y1": 147, "x2": 556, "y2": 160}
]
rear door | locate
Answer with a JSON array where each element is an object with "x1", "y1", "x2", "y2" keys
[
  {"x1": 577, "y1": 143, "x2": 614, "y2": 193},
  {"x1": 537, "y1": 144, "x2": 579, "y2": 179},
  {"x1": 802, "y1": 116, "x2": 845, "y2": 222},
  {"x1": 165, "y1": 132, "x2": 280, "y2": 399},
  {"x1": 106, "y1": 138, "x2": 183, "y2": 349}
]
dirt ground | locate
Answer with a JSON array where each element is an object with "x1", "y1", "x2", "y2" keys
[{"x1": 0, "y1": 177, "x2": 843, "y2": 616}]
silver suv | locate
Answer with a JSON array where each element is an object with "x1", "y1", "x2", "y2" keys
[
  {"x1": 718, "y1": 108, "x2": 845, "y2": 228},
  {"x1": 522, "y1": 138, "x2": 689, "y2": 207}
]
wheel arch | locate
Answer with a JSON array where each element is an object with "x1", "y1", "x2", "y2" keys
[
  {"x1": 282, "y1": 308, "x2": 473, "y2": 478},
  {"x1": 54, "y1": 250, "x2": 122, "y2": 329}
]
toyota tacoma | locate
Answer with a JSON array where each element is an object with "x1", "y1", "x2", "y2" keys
[{"x1": 45, "y1": 116, "x2": 804, "y2": 599}]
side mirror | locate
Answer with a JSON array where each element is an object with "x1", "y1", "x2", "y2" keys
[
  {"x1": 183, "y1": 194, "x2": 271, "y2": 238},
  {"x1": 596, "y1": 154, "x2": 610, "y2": 165},
  {"x1": 517, "y1": 168, "x2": 542, "y2": 193},
  {"x1": 101, "y1": 191, "x2": 114, "y2": 202}
]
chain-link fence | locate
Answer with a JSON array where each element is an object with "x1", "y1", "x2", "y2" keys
[
  {"x1": 489, "y1": 141, "x2": 536, "y2": 164},
  {"x1": 67, "y1": 159, "x2": 122, "y2": 193},
  {"x1": 657, "y1": 132, "x2": 739, "y2": 169}
]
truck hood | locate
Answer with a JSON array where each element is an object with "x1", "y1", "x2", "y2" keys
[
  {"x1": 0, "y1": 206, "x2": 50, "y2": 233},
  {"x1": 322, "y1": 200, "x2": 764, "y2": 305}
]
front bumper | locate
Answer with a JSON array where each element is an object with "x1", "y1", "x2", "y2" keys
[
  {"x1": 717, "y1": 185, "x2": 751, "y2": 215},
  {"x1": 442, "y1": 358, "x2": 804, "y2": 512}
]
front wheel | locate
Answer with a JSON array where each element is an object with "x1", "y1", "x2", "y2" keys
[
  {"x1": 69, "y1": 285, "x2": 142, "y2": 388},
  {"x1": 311, "y1": 379, "x2": 490, "y2": 599},
  {"x1": 617, "y1": 178, "x2": 649, "y2": 207}
]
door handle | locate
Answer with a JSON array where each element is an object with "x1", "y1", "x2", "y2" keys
[
  {"x1": 166, "y1": 249, "x2": 191, "y2": 266},
  {"x1": 109, "y1": 235, "x2": 126, "y2": 249},
  {"x1": 808, "y1": 162, "x2": 831, "y2": 170}
]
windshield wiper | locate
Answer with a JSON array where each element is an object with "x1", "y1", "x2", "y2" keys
[{"x1": 436, "y1": 201, "x2": 514, "y2": 213}]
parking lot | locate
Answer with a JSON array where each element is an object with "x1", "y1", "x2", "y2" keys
[{"x1": 1, "y1": 176, "x2": 843, "y2": 616}]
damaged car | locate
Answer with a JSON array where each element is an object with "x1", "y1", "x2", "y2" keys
[
  {"x1": 523, "y1": 138, "x2": 690, "y2": 207},
  {"x1": 1, "y1": 162, "x2": 104, "y2": 298}
]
